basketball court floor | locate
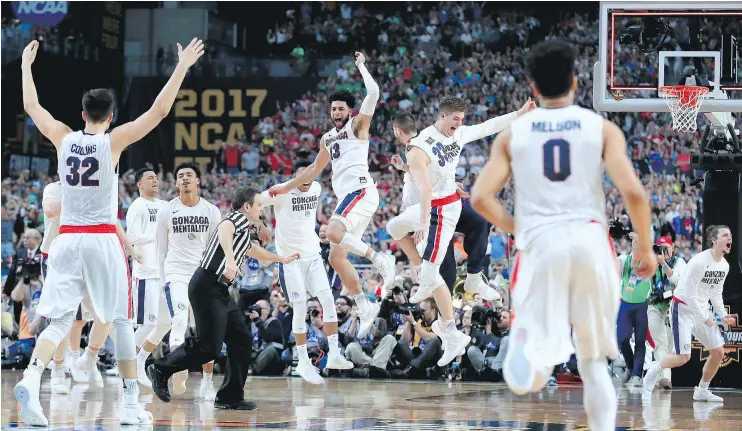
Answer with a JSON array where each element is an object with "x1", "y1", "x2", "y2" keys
[{"x1": 2, "y1": 371, "x2": 742, "y2": 430}]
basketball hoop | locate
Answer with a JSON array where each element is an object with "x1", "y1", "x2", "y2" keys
[{"x1": 658, "y1": 86, "x2": 709, "y2": 133}]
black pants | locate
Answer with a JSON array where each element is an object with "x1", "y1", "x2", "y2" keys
[
  {"x1": 440, "y1": 199, "x2": 491, "y2": 289},
  {"x1": 394, "y1": 338, "x2": 443, "y2": 370},
  {"x1": 155, "y1": 268, "x2": 253, "y2": 403}
]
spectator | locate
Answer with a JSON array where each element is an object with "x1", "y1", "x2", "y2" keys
[
  {"x1": 394, "y1": 298, "x2": 442, "y2": 378},
  {"x1": 249, "y1": 299, "x2": 286, "y2": 376},
  {"x1": 464, "y1": 308, "x2": 511, "y2": 381}
]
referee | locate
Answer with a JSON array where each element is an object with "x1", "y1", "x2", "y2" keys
[{"x1": 147, "y1": 187, "x2": 299, "y2": 410}]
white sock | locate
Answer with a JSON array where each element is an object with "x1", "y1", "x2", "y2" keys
[
  {"x1": 339, "y1": 233, "x2": 371, "y2": 258},
  {"x1": 328, "y1": 334, "x2": 341, "y2": 356},
  {"x1": 123, "y1": 378, "x2": 138, "y2": 398},
  {"x1": 699, "y1": 380, "x2": 710, "y2": 389},
  {"x1": 136, "y1": 348, "x2": 151, "y2": 364},
  {"x1": 297, "y1": 344, "x2": 310, "y2": 364},
  {"x1": 85, "y1": 347, "x2": 99, "y2": 362},
  {"x1": 351, "y1": 293, "x2": 370, "y2": 314},
  {"x1": 202, "y1": 372, "x2": 213, "y2": 381},
  {"x1": 578, "y1": 358, "x2": 616, "y2": 431},
  {"x1": 444, "y1": 319, "x2": 456, "y2": 334},
  {"x1": 70, "y1": 349, "x2": 81, "y2": 359},
  {"x1": 29, "y1": 358, "x2": 46, "y2": 374}
]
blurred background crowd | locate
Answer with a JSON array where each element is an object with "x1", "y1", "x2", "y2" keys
[{"x1": 2, "y1": 2, "x2": 740, "y2": 383}]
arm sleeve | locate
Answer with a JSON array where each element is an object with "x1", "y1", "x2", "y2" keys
[
  {"x1": 679, "y1": 256, "x2": 710, "y2": 321},
  {"x1": 155, "y1": 206, "x2": 169, "y2": 283},
  {"x1": 125, "y1": 202, "x2": 153, "y2": 246},
  {"x1": 260, "y1": 189, "x2": 286, "y2": 208},
  {"x1": 456, "y1": 112, "x2": 518, "y2": 145},
  {"x1": 357, "y1": 63, "x2": 380, "y2": 116},
  {"x1": 710, "y1": 268, "x2": 728, "y2": 316},
  {"x1": 208, "y1": 206, "x2": 222, "y2": 240},
  {"x1": 668, "y1": 257, "x2": 686, "y2": 286}
]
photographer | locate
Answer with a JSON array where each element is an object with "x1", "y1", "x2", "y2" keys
[
  {"x1": 4, "y1": 229, "x2": 43, "y2": 338},
  {"x1": 340, "y1": 296, "x2": 397, "y2": 378},
  {"x1": 465, "y1": 307, "x2": 510, "y2": 381},
  {"x1": 647, "y1": 236, "x2": 686, "y2": 390},
  {"x1": 248, "y1": 299, "x2": 286, "y2": 376},
  {"x1": 378, "y1": 278, "x2": 413, "y2": 337},
  {"x1": 394, "y1": 298, "x2": 442, "y2": 378}
]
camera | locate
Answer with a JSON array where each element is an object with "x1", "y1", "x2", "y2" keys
[
  {"x1": 471, "y1": 306, "x2": 501, "y2": 331},
  {"x1": 395, "y1": 303, "x2": 423, "y2": 321},
  {"x1": 16, "y1": 256, "x2": 42, "y2": 285},
  {"x1": 309, "y1": 308, "x2": 321, "y2": 319},
  {"x1": 608, "y1": 218, "x2": 631, "y2": 240},
  {"x1": 652, "y1": 245, "x2": 664, "y2": 255}
]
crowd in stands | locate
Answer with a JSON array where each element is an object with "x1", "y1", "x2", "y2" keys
[
  {"x1": 3, "y1": 2, "x2": 740, "y2": 381},
  {"x1": 1, "y1": 17, "x2": 96, "y2": 65}
]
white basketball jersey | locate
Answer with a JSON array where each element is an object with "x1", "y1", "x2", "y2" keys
[
  {"x1": 509, "y1": 106, "x2": 606, "y2": 250},
  {"x1": 40, "y1": 181, "x2": 61, "y2": 254},
  {"x1": 401, "y1": 173, "x2": 420, "y2": 212},
  {"x1": 127, "y1": 196, "x2": 166, "y2": 280},
  {"x1": 673, "y1": 249, "x2": 729, "y2": 321},
  {"x1": 322, "y1": 117, "x2": 373, "y2": 198},
  {"x1": 157, "y1": 197, "x2": 222, "y2": 285},
  {"x1": 261, "y1": 181, "x2": 322, "y2": 258},
  {"x1": 407, "y1": 125, "x2": 463, "y2": 200},
  {"x1": 58, "y1": 132, "x2": 118, "y2": 226}
]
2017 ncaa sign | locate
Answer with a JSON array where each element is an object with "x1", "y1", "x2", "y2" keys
[{"x1": 12, "y1": 1, "x2": 68, "y2": 28}]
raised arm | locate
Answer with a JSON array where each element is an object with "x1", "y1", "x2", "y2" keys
[
  {"x1": 351, "y1": 52, "x2": 380, "y2": 137},
  {"x1": 470, "y1": 128, "x2": 515, "y2": 234},
  {"x1": 456, "y1": 99, "x2": 535, "y2": 145},
  {"x1": 21, "y1": 41, "x2": 72, "y2": 148},
  {"x1": 125, "y1": 202, "x2": 153, "y2": 246},
  {"x1": 269, "y1": 144, "x2": 330, "y2": 195},
  {"x1": 110, "y1": 38, "x2": 205, "y2": 152}
]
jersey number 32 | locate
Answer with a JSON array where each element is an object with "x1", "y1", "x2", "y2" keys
[
  {"x1": 65, "y1": 156, "x2": 100, "y2": 187},
  {"x1": 542, "y1": 139, "x2": 571, "y2": 182}
]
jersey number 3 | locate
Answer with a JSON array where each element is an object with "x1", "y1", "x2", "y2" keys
[
  {"x1": 66, "y1": 156, "x2": 100, "y2": 186},
  {"x1": 330, "y1": 143, "x2": 340, "y2": 160},
  {"x1": 542, "y1": 139, "x2": 571, "y2": 182}
]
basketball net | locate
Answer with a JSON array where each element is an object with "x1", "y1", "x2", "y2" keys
[{"x1": 658, "y1": 86, "x2": 709, "y2": 133}]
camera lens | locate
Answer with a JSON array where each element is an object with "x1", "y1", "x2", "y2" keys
[{"x1": 310, "y1": 309, "x2": 320, "y2": 318}]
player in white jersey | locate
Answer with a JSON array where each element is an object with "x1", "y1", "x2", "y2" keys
[
  {"x1": 269, "y1": 52, "x2": 395, "y2": 339},
  {"x1": 643, "y1": 225, "x2": 735, "y2": 402},
  {"x1": 15, "y1": 38, "x2": 204, "y2": 426},
  {"x1": 124, "y1": 168, "x2": 166, "y2": 381},
  {"x1": 137, "y1": 163, "x2": 221, "y2": 399},
  {"x1": 470, "y1": 40, "x2": 656, "y2": 431},
  {"x1": 261, "y1": 161, "x2": 355, "y2": 384},
  {"x1": 385, "y1": 100, "x2": 529, "y2": 367}
]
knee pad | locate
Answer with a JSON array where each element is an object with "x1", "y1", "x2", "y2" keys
[
  {"x1": 169, "y1": 309, "x2": 189, "y2": 348},
  {"x1": 292, "y1": 301, "x2": 307, "y2": 334},
  {"x1": 38, "y1": 311, "x2": 75, "y2": 348},
  {"x1": 113, "y1": 318, "x2": 136, "y2": 361},
  {"x1": 134, "y1": 324, "x2": 156, "y2": 348},
  {"x1": 316, "y1": 290, "x2": 337, "y2": 323}
]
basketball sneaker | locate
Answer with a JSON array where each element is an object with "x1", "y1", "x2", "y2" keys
[
  {"x1": 357, "y1": 302, "x2": 381, "y2": 339},
  {"x1": 431, "y1": 320, "x2": 466, "y2": 355},
  {"x1": 409, "y1": 285, "x2": 434, "y2": 304},
  {"x1": 296, "y1": 362, "x2": 324, "y2": 385},
  {"x1": 463, "y1": 272, "x2": 501, "y2": 302},
  {"x1": 437, "y1": 326, "x2": 471, "y2": 367},
  {"x1": 198, "y1": 374, "x2": 217, "y2": 402},
  {"x1": 137, "y1": 358, "x2": 152, "y2": 388},
  {"x1": 693, "y1": 386, "x2": 724, "y2": 403},
  {"x1": 373, "y1": 254, "x2": 397, "y2": 297},
  {"x1": 120, "y1": 380, "x2": 153, "y2": 425},
  {"x1": 14, "y1": 367, "x2": 48, "y2": 427},
  {"x1": 502, "y1": 327, "x2": 550, "y2": 395},
  {"x1": 172, "y1": 370, "x2": 188, "y2": 395},
  {"x1": 326, "y1": 352, "x2": 354, "y2": 370},
  {"x1": 50, "y1": 363, "x2": 69, "y2": 394},
  {"x1": 642, "y1": 361, "x2": 662, "y2": 395}
]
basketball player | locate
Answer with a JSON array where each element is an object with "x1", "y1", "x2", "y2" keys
[
  {"x1": 643, "y1": 225, "x2": 735, "y2": 402},
  {"x1": 136, "y1": 162, "x2": 221, "y2": 400},
  {"x1": 261, "y1": 161, "x2": 355, "y2": 384},
  {"x1": 469, "y1": 39, "x2": 656, "y2": 431},
  {"x1": 125, "y1": 168, "x2": 165, "y2": 382},
  {"x1": 269, "y1": 52, "x2": 395, "y2": 339},
  {"x1": 14, "y1": 38, "x2": 204, "y2": 426},
  {"x1": 384, "y1": 97, "x2": 532, "y2": 367}
]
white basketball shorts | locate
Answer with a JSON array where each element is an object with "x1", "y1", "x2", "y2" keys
[
  {"x1": 133, "y1": 277, "x2": 160, "y2": 325},
  {"x1": 43, "y1": 254, "x2": 93, "y2": 322},
  {"x1": 278, "y1": 254, "x2": 331, "y2": 303},
  {"x1": 670, "y1": 298, "x2": 725, "y2": 355},
  {"x1": 332, "y1": 186, "x2": 379, "y2": 237},
  {"x1": 508, "y1": 221, "x2": 621, "y2": 370},
  {"x1": 37, "y1": 225, "x2": 130, "y2": 324},
  {"x1": 158, "y1": 280, "x2": 195, "y2": 327}
]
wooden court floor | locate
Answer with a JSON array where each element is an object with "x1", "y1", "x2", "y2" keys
[{"x1": 2, "y1": 371, "x2": 742, "y2": 430}]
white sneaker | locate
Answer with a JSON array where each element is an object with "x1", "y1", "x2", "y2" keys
[
  {"x1": 91, "y1": 363, "x2": 104, "y2": 388},
  {"x1": 411, "y1": 264, "x2": 421, "y2": 284},
  {"x1": 693, "y1": 386, "x2": 724, "y2": 402},
  {"x1": 106, "y1": 365, "x2": 120, "y2": 376},
  {"x1": 357, "y1": 302, "x2": 381, "y2": 339},
  {"x1": 373, "y1": 254, "x2": 396, "y2": 297},
  {"x1": 437, "y1": 329, "x2": 471, "y2": 367},
  {"x1": 642, "y1": 362, "x2": 662, "y2": 395},
  {"x1": 296, "y1": 362, "x2": 324, "y2": 385},
  {"x1": 502, "y1": 327, "x2": 537, "y2": 395},
  {"x1": 71, "y1": 353, "x2": 94, "y2": 383},
  {"x1": 198, "y1": 376, "x2": 217, "y2": 402},
  {"x1": 50, "y1": 364, "x2": 69, "y2": 394},
  {"x1": 463, "y1": 272, "x2": 501, "y2": 302},
  {"x1": 409, "y1": 285, "x2": 434, "y2": 304},
  {"x1": 325, "y1": 352, "x2": 354, "y2": 370},
  {"x1": 430, "y1": 320, "x2": 466, "y2": 355},
  {"x1": 137, "y1": 359, "x2": 152, "y2": 389},
  {"x1": 14, "y1": 368, "x2": 49, "y2": 427},
  {"x1": 121, "y1": 402, "x2": 154, "y2": 425},
  {"x1": 64, "y1": 350, "x2": 80, "y2": 376},
  {"x1": 172, "y1": 370, "x2": 188, "y2": 395}
]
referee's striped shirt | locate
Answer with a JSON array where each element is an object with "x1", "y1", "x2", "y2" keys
[{"x1": 200, "y1": 211, "x2": 254, "y2": 284}]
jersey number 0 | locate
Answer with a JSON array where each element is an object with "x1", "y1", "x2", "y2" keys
[{"x1": 542, "y1": 139, "x2": 571, "y2": 182}]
